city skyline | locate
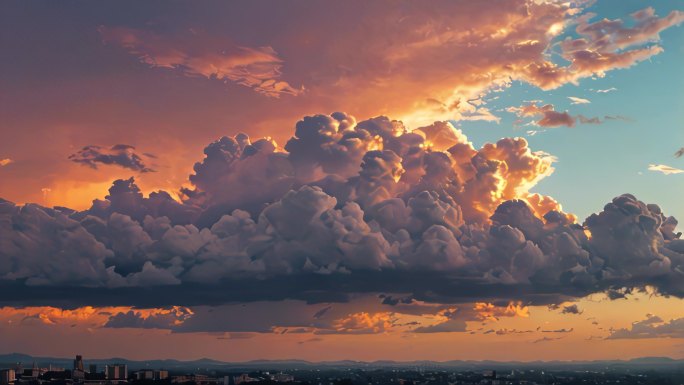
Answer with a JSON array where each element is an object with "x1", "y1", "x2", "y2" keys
[{"x1": 1, "y1": 0, "x2": 684, "y2": 362}]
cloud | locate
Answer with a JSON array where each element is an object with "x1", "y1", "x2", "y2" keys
[
  {"x1": 675, "y1": 148, "x2": 684, "y2": 158},
  {"x1": 509, "y1": 103, "x2": 627, "y2": 129},
  {"x1": 568, "y1": 97, "x2": 590, "y2": 105},
  {"x1": 91, "y1": 3, "x2": 683, "y2": 130},
  {"x1": 321, "y1": 312, "x2": 396, "y2": 335},
  {"x1": 0, "y1": 113, "x2": 682, "y2": 311},
  {"x1": 521, "y1": 7, "x2": 684, "y2": 89},
  {"x1": 595, "y1": 88, "x2": 617, "y2": 93},
  {"x1": 507, "y1": 103, "x2": 577, "y2": 128},
  {"x1": 608, "y1": 314, "x2": 684, "y2": 339},
  {"x1": 561, "y1": 304, "x2": 583, "y2": 315},
  {"x1": 69, "y1": 144, "x2": 155, "y2": 172},
  {"x1": 99, "y1": 27, "x2": 302, "y2": 98},
  {"x1": 104, "y1": 307, "x2": 193, "y2": 329},
  {"x1": 648, "y1": 164, "x2": 684, "y2": 175},
  {"x1": 298, "y1": 337, "x2": 323, "y2": 345},
  {"x1": 533, "y1": 336, "x2": 564, "y2": 344},
  {"x1": 0, "y1": 159, "x2": 12, "y2": 167}
]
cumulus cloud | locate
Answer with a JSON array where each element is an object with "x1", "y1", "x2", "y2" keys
[
  {"x1": 608, "y1": 314, "x2": 684, "y2": 339},
  {"x1": 0, "y1": 113, "x2": 682, "y2": 311},
  {"x1": 99, "y1": 27, "x2": 302, "y2": 98},
  {"x1": 69, "y1": 144, "x2": 155, "y2": 172},
  {"x1": 648, "y1": 164, "x2": 684, "y2": 175}
]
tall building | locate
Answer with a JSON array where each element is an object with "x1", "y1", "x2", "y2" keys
[
  {"x1": 133, "y1": 370, "x2": 168, "y2": 381},
  {"x1": 0, "y1": 369, "x2": 15, "y2": 385},
  {"x1": 106, "y1": 364, "x2": 128, "y2": 381},
  {"x1": 74, "y1": 355, "x2": 84, "y2": 372},
  {"x1": 89, "y1": 364, "x2": 98, "y2": 374}
]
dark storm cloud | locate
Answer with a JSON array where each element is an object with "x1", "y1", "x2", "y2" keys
[
  {"x1": 1, "y1": 113, "x2": 683, "y2": 309},
  {"x1": 69, "y1": 144, "x2": 155, "y2": 172}
]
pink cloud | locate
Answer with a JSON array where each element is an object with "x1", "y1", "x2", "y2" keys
[{"x1": 99, "y1": 26, "x2": 303, "y2": 98}]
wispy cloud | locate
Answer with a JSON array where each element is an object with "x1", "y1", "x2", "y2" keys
[
  {"x1": 69, "y1": 144, "x2": 156, "y2": 172},
  {"x1": 568, "y1": 96, "x2": 590, "y2": 104},
  {"x1": 648, "y1": 164, "x2": 684, "y2": 175},
  {"x1": 99, "y1": 27, "x2": 302, "y2": 98},
  {"x1": 595, "y1": 87, "x2": 617, "y2": 93},
  {"x1": 0, "y1": 158, "x2": 12, "y2": 167},
  {"x1": 675, "y1": 148, "x2": 684, "y2": 158},
  {"x1": 508, "y1": 103, "x2": 607, "y2": 128}
]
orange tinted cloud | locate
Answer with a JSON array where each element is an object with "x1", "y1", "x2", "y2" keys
[
  {"x1": 475, "y1": 302, "x2": 530, "y2": 321},
  {"x1": 100, "y1": 26, "x2": 302, "y2": 98},
  {"x1": 0, "y1": 306, "x2": 192, "y2": 328},
  {"x1": 328, "y1": 312, "x2": 396, "y2": 334}
]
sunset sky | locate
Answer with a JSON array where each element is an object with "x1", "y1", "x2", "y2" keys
[{"x1": 1, "y1": 0, "x2": 684, "y2": 362}]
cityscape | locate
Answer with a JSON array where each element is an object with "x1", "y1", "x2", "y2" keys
[{"x1": 2, "y1": 354, "x2": 684, "y2": 385}]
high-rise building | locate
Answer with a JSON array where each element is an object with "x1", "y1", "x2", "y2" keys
[
  {"x1": 74, "y1": 355, "x2": 84, "y2": 372},
  {"x1": 106, "y1": 364, "x2": 128, "y2": 381},
  {"x1": 89, "y1": 364, "x2": 97, "y2": 374},
  {"x1": 0, "y1": 369, "x2": 15, "y2": 385}
]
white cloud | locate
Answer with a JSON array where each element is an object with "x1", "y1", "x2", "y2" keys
[
  {"x1": 595, "y1": 87, "x2": 617, "y2": 93},
  {"x1": 568, "y1": 96, "x2": 590, "y2": 104},
  {"x1": 648, "y1": 164, "x2": 684, "y2": 175}
]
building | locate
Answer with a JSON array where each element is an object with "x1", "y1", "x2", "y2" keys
[
  {"x1": 74, "y1": 356, "x2": 85, "y2": 372},
  {"x1": 171, "y1": 374, "x2": 216, "y2": 385},
  {"x1": 106, "y1": 364, "x2": 128, "y2": 381},
  {"x1": 133, "y1": 370, "x2": 168, "y2": 381},
  {"x1": 270, "y1": 373, "x2": 294, "y2": 383},
  {"x1": 21, "y1": 363, "x2": 40, "y2": 380},
  {"x1": 0, "y1": 369, "x2": 15, "y2": 385},
  {"x1": 233, "y1": 374, "x2": 258, "y2": 385},
  {"x1": 89, "y1": 365, "x2": 98, "y2": 374}
]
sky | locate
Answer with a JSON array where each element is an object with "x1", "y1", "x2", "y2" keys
[{"x1": 0, "y1": 0, "x2": 684, "y2": 362}]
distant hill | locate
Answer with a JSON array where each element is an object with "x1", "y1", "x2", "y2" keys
[{"x1": 1, "y1": 353, "x2": 682, "y2": 372}]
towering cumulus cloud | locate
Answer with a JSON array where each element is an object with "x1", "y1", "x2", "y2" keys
[{"x1": 0, "y1": 113, "x2": 682, "y2": 308}]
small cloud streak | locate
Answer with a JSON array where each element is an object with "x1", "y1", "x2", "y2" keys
[
  {"x1": 675, "y1": 148, "x2": 684, "y2": 158},
  {"x1": 509, "y1": 103, "x2": 628, "y2": 129},
  {"x1": 568, "y1": 96, "x2": 590, "y2": 104},
  {"x1": 69, "y1": 144, "x2": 155, "y2": 172},
  {"x1": 648, "y1": 164, "x2": 684, "y2": 175},
  {"x1": 561, "y1": 304, "x2": 583, "y2": 315},
  {"x1": 0, "y1": 158, "x2": 12, "y2": 167}
]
